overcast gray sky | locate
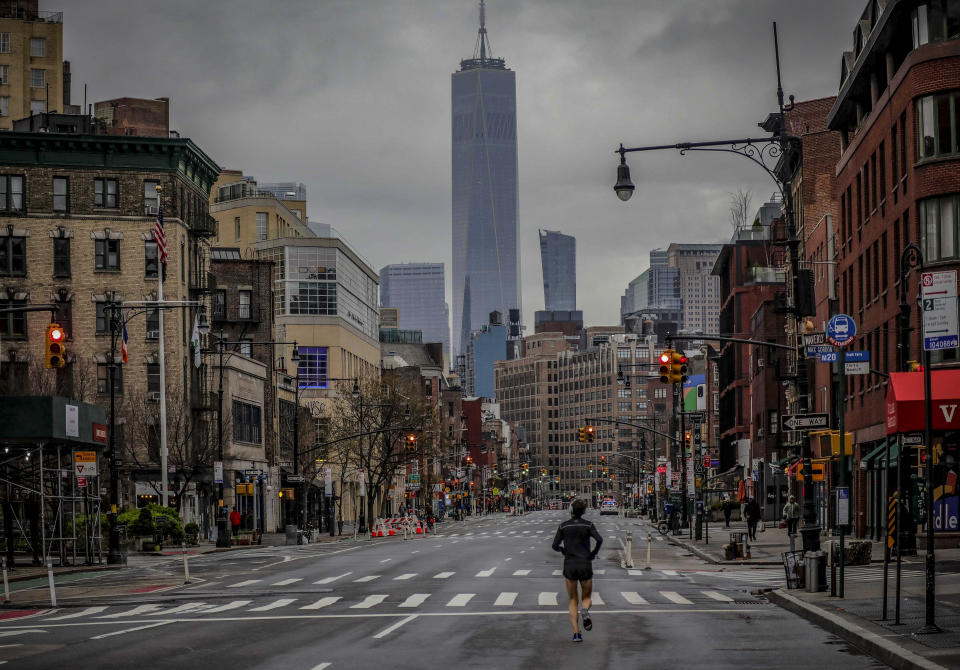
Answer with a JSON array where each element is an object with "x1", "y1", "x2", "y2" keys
[{"x1": 66, "y1": 0, "x2": 864, "y2": 328}]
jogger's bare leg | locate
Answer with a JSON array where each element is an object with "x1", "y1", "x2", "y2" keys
[
  {"x1": 565, "y1": 578, "x2": 580, "y2": 633},
  {"x1": 580, "y1": 578, "x2": 593, "y2": 612}
]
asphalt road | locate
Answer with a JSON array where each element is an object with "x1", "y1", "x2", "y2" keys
[{"x1": 0, "y1": 511, "x2": 885, "y2": 669}]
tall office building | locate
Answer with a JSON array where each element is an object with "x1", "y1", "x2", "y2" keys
[
  {"x1": 379, "y1": 263, "x2": 451, "y2": 356},
  {"x1": 451, "y1": 1, "x2": 519, "y2": 355},
  {"x1": 667, "y1": 243, "x2": 723, "y2": 334},
  {"x1": 0, "y1": 1, "x2": 65, "y2": 130},
  {"x1": 539, "y1": 229, "x2": 576, "y2": 311}
]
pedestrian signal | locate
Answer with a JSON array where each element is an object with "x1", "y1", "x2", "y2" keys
[{"x1": 45, "y1": 323, "x2": 67, "y2": 368}]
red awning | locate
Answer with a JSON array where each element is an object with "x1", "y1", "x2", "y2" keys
[{"x1": 886, "y1": 369, "x2": 960, "y2": 434}]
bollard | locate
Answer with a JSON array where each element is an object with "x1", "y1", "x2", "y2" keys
[
  {"x1": 47, "y1": 560, "x2": 56, "y2": 608},
  {"x1": 646, "y1": 532, "x2": 652, "y2": 570},
  {"x1": 1, "y1": 558, "x2": 8, "y2": 603},
  {"x1": 181, "y1": 543, "x2": 191, "y2": 584},
  {"x1": 625, "y1": 530, "x2": 634, "y2": 569}
]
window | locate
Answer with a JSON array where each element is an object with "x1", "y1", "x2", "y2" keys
[
  {"x1": 29, "y1": 100, "x2": 44, "y2": 115},
  {"x1": 29, "y1": 69, "x2": 43, "y2": 88},
  {"x1": 143, "y1": 180, "x2": 158, "y2": 214},
  {"x1": 255, "y1": 212, "x2": 267, "y2": 241},
  {"x1": 916, "y1": 92, "x2": 958, "y2": 159},
  {"x1": 912, "y1": 2, "x2": 960, "y2": 47},
  {"x1": 95, "y1": 302, "x2": 110, "y2": 334},
  {"x1": 0, "y1": 298, "x2": 25, "y2": 337},
  {"x1": 618, "y1": 388, "x2": 631, "y2": 398},
  {"x1": 213, "y1": 290, "x2": 225, "y2": 318},
  {"x1": 232, "y1": 400, "x2": 262, "y2": 444},
  {"x1": 144, "y1": 241, "x2": 158, "y2": 278},
  {"x1": 0, "y1": 97, "x2": 7, "y2": 117},
  {"x1": 921, "y1": 194, "x2": 960, "y2": 262},
  {"x1": 30, "y1": 38, "x2": 45, "y2": 58},
  {"x1": 239, "y1": 338, "x2": 252, "y2": 357},
  {"x1": 238, "y1": 290, "x2": 251, "y2": 319},
  {"x1": 97, "y1": 363, "x2": 122, "y2": 395},
  {"x1": 52, "y1": 176, "x2": 68, "y2": 212},
  {"x1": 0, "y1": 34, "x2": 9, "y2": 53},
  {"x1": 145, "y1": 309, "x2": 159, "y2": 338},
  {"x1": 0, "y1": 235, "x2": 25, "y2": 276},
  {"x1": 94, "y1": 178, "x2": 118, "y2": 208},
  {"x1": 147, "y1": 363, "x2": 161, "y2": 394},
  {"x1": 0, "y1": 65, "x2": 7, "y2": 85},
  {"x1": 0, "y1": 175, "x2": 24, "y2": 212},
  {"x1": 617, "y1": 348, "x2": 631, "y2": 359},
  {"x1": 234, "y1": 216, "x2": 240, "y2": 241},
  {"x1": 95, "y1": 239, "x2": 120, "y2": 270},
  {"x1": 53, "y1": 237, "x2": 70, "y2": 277},
  {"x1": 297, "y1": 346, "x2": 328, "y2": 388}
]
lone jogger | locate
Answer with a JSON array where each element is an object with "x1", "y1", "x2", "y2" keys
[{"x1": 552, "y1": 499, "x2": 603, "y2": 642}]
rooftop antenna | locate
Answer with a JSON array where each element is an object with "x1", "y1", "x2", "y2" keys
[{"x1": 473, "y1": 0, "x2": 494, "y2": 62}]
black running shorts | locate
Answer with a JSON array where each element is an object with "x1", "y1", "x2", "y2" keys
[{"x1": 563, "y1": 561, "x2": 593, "y2": 582}]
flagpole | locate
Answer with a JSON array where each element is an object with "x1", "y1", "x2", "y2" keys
[{"x1": 156, "y1": 184, "x2": 169, "y2": 508}]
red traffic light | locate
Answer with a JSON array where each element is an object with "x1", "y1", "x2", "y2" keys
[
  {"x1": 678, "y1": 355, "x2": 687, "y2": 364},
  {"x1": 50, "y1": 328, "x2": 63, "y2": 341},
  {"x1": 659, "y1": 352, "x2": 671, "y2": 364}
]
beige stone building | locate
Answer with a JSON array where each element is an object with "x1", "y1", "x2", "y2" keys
[{"x1": 0, "y1": 2, "x2": 64, "y2": 129}]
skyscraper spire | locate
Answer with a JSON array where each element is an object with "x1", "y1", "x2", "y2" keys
[{"x1": 474, "y1": 0, "x2": 493, "y2": 63}]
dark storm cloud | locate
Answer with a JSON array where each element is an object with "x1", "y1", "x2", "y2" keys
[{"x1": 64, "y1": 0, "x2": 865, "y2": 327}]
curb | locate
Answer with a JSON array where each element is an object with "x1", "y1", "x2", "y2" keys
[
  {"x1": 666, "y1": 536, "x2": 782, "y2": 566},
  {"x1": 767, "y1": 589, "x2": 950, "y2": 670}
]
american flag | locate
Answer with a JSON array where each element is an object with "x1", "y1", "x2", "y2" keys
[
  {"x1": 153, "y1": 199, "x2": 167, "y2": 266},
  {"x1": 121, "y1": 325, "x2": 129, "y2": 364}
]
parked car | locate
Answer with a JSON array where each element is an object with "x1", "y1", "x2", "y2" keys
[{"x1": 599, "y1": 499, "x2": 619, "y2": 515}]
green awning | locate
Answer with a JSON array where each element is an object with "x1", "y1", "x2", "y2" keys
[
  {"x1": 862, "y1": 440, "x2": 887, "y2": 465},
  {"x1": 773, "y1": 455, "x2": 799, "y2": 468},
  {"x1": 863, "y1": 441, "x2": 899, "y2": 468}
]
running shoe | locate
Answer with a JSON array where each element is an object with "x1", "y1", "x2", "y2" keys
[
  {"x1": 581, "y1": 609, "x2": 592, "y2": 631},
  {"x1": 572, "y1": 633, "x2": 583, "y2": 643}
]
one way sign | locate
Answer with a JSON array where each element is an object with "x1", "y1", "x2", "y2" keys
[{"x1": 780, "y1": 413, "x2": 830, "y2": 431}]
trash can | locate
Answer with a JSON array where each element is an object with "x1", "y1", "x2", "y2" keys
[
  {"x1": 285, "y1": 524, "x2": 298, "y2": 546},
  {"x1": 805, "y1": 551, "x2": 826, "y2": 592}
]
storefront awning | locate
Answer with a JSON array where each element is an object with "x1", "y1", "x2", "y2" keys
[
  {"x1": 885, "y1": 369, "x2": 960, "y2": 434},
  {"x1": 862, "y1": 440, "x2": 887, "y2": 467}
]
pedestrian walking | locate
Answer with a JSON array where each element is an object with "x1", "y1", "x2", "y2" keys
[
  {"x1": 722, "y1": 495, "x2": 733, "y2": 528},
  {"x1": 744, "y1": 497, "x2": 761, "y2": 541},
  {"x1": 230, "y1": 507, "x2": 242, "y2": 537},
  {"x1": 551, "y1": 498, "x2": 603, "y2": 643},
  {"x1": 782, "y1": 495, "x2": 801, "y2": 535}
]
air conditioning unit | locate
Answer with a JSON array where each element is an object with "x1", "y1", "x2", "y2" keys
[
  {"x1": 757, "y1": 358, "x2": 764, "y2": 368},
  {"x1": 147, "y1": 391, "x2": 161, "y2": 402},
  {"x1": 146, "y1": 330, "x2": 159, "y2": 339},
  {"x1": 145, "y1": 205, "x2": 158, "y2": 215}
]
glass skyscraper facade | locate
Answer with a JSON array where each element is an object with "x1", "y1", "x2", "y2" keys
[
  {"x1": 538, "y1": 229, "x2": 576, "y2": 311},
  {"x1": 379, "y1": 262, "x2": 451, "y2": 356},
  {"x1": 451, "y1": 6, "x2": 519, "y2": 355}
]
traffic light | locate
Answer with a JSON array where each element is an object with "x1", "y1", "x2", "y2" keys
[
  {"x1": 578, "y1": 426, "x2": 587, "y2": 443},
  {"x1": 466, "y1": 455, "x2": 473, "y2": 465},
  {"x1": 406, "y1": 434, "x2": 417, "y2": 450},
  {"x1": 45, "y1": 323, "x2": 67, "y2": 369},
  {"x1": 659, "y1": 350, "x2": 673, "y2": 384},
  {"x1": 586, "y1": 425, "x2": 595, "y2": 442},
  {"x1": 670, "y1": 352, "x2": 688, "y2": 384},
  {"x1": 908, "y1": 360, "x2": 923, "y2": 372}
]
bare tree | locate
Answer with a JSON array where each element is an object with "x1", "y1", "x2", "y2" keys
[{"x1": 728, "y1": 188, "x2": 752, "y2": 232}]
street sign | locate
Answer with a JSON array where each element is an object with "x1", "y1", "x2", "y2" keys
[
  {"x1": 803, "y1": 332, "x2": 827, "y2": 346},
  {"x1": 74, "y1": 451, "x2": 97, "y2": 477},
  {"x1": 902, "y1": 433, "x2": 923, "y2": 446},
  {"x1": 806, "y1": 344, "x2": 836, "y2": 358},
  {"x1": 92, "y1": 423, "x2": 107, "y2": 444},
  {"x1": 286, "y1": 474, "x2": 305, "y2": 483},
  {"x1": 844, "y1": 350, "x2": 870, "y2": 362},
  {"x1": 781, "y1": 413, "x2": 830, "y2": 431},
  {"x1": 921, "y1": 270, "x2": 959, "y2": 351},
  {"x1": 844, "y1": 361, "x2": 870, "y2": 375},
  {"x1": 827, "y1": 314, "x2": 857, "y2": 347},
  {"x1": 324, "y1": 466, "x2": 333, "y2": 496},
  {"x1": 359, "y1": 469, "x2": 366, "y2": 496},
  {"x1": 406, "y1": 474, "x2": 421, "y2": 490},
  {"x1": 684, "y1": 412, "x2": 705, "y2": 423},
  {"x1": 819, "y1": 351, "x2": 838, "y2": 363},
  {"x1": 837, "y1": 486, "x2": 850, "y2": 527},
  {"x1": 77, "y1": 476, "x2": 87, "y2": 488},
  {"x1": 214, "y1": 461, "x2": 223, "y2": 484}
]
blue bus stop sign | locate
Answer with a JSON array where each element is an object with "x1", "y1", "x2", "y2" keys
[{"x1": 827, "y1": 314, "x2": 857, "y2": 347}]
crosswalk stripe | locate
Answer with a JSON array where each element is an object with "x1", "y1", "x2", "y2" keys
[
  {"x1": 300, "y1": 597, "x2": 341, "y2": 610},
  {"x1": 249, "y1": 599, "x2": 297, "y2": 612},
  {"x1": 433, "y1": 572, "x2": 455, "y2": 579},
  {"x1": 475, "y1": 567, "x2": 496, "y2": 577},
  {"x1": 146, "y1": 602, "x2": 208, "y2": 616},
  {"x1": 446, "y1": 593, "x2": 475, "y2": 607},
  {"x1": 538, "y1": 592, "x2": 558, "y2": 606},
  {"x1": 354, "y1": 575, "x2": 380, "y2": 582},
  {"x1": 227, "y1": 579, "x2": 260, "y2": 588},
  {"x1": 703, "y1": 591, "x2": 733, "y2": 602},
  {"x1": 621, "y1": 591, "x2": 648, "y2": 605},
  {"x1": 512, "y1": 569, "x2": 530, "y2": 576},
  {"x1": 272, "y1": 578, "x2": 302, "y2": 586},
  {"x1": 594, "y1": 570, "x2": 606, "y2": 575},
  {"x1": 46, "y1": 606, "x2": 107, "y2": 620},
  {"x1": 99, "y1": 604, "x2": 163, "y2": 618},
  {"x1": 314, "y1": 572, "x2": 352, "y2": 584},
  {"x1": 591, "y1": 593, "x2": 605, "y2": 606},
  {"x1": 200, "y1": 600, "x2": 251, "y2": 614},
  {"x1": 552, "y1": 570, "x2": 563, "y2": 576},
  {"x1": 351, "y1": 595, "x2": 388, "y2": 609},
  {"x1": 661, "y1": 570, "x2": 678, "y2": 576},
  {"x1": 398, "y1": 593, "x2": 431, "y2": 608},
  {"x1": 660, "y1": 591, "x2": 693, "y2": 605},
  {"x1": 393, "y1": 573, "x2": 417, "y2": 581},
  {"x1": 627, "y1": 570, "x2": 645, "y2": 576},
  {"x1": 494, "y1": 592, "x2": 518, "y2": 606}
]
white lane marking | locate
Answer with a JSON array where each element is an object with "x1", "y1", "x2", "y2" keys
[
  {"x1": 446, "y1": 593, "x2": 475, "y2": 607},
  {"x1": 628, "y1": 570, "x2": 645, "y2": 576},
  {"x1": 703, "y1": 591, "x2": 734, "y2": 602},
  {"x1": 661, "y1": 570, "x2": 678, "y2": 576},
  {"x1": 201, "y1": 600, "x2": 251, "y2": 614},
  {"x1": 380, "y1": 558, "x2": 392, "y2": 563},
  {"x1": 433, "y1": 572, "x2": 455, "y2": 579},
  {"x1": 90, "y1": 621, "x2": 171, "y2": 639},
  {"x1": 99, "y1": 604, "x2": 163, "y2": 618},
  {"x1": 351, "y1": 594, "x2": 388, "y2": 609},
  {"x1": 504, "y1": 557, "x2": 512, "y2": 561},
  {"x1": 621, "y1": 591, "x2": 648, "y2": 605},
  {"x1": 271, "y1": 578, "x2": 302, "y2": 586},
  {"x1": 411, "y1": 551, "x2": 420, "y2": 554},
  {"x1": 46, "y1": 606, "x2": 107, "y2": 621},
  {"x1": 0, "y1": 630, "x2": 43, "y2": 638},
  {"x1": 398, "y1": 593, "x2": 431, "y2": 608},
  {"x1": 538, "y1": 592, "x2": 558, "y2": 606},
  {"x1": 227, "y1": 579, "x2": 261, "y2": 588},
  {"x1": 301, "y1": 597, "x2": 341, "y2": 610},
  {"x1": 494, "y1": 592, "x2": 517, "y2": 606},
  {"x1": 660, "y1": 591, "x2": 693, "y2": 605},
  {"x1": 248, "y1": 599, "x2": 297, "y2": 612},
  {"x1": 311, "y1": 664, "x2": 331, "y2": 670},
  {"x1": 475, "y1": 567, "x2": 496, "y2": 577},
  {"x1": 520, "y1": 550, "x2": 526, "y2": 554},
  {"x1": 552, "y1": 570, "x2": 562, "y2": 576},
  {"x1": 466, "y1": 532, "x2": 475, "y2": 536},
  {"x1": 594, "y1": 570, "x2": 606, "y2": 575},
  {"x1": 146, "y1": 602, "x2": 208, "y2": 616},
  {"x1": 512, "y1": 569, "x2": 530, "y2": 576},
  {"x1": 354, "y1": 575, "x2": 380, "y2": 582},
  {"x1": 314, "y1": 572, "x2": 352, "y2": 584},
  {"x1": 372, "y1": 614, "x2": 418, "y2": 639},
  {"x1": 393, "y1": 573, "x2": 417, "y2": 581},
  {"x1": 592, "y1": 593, "x2": 605, "y2": 606}
]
